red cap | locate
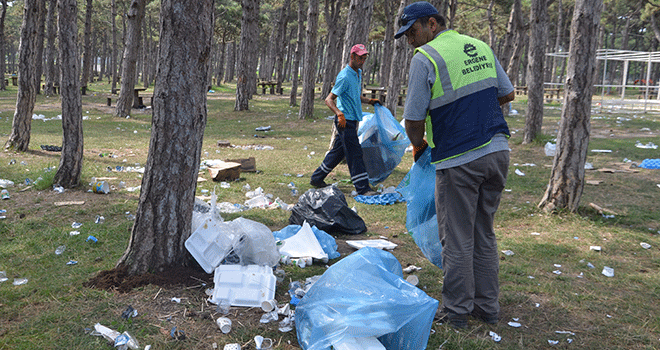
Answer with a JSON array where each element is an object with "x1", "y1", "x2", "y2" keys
[{"x1": 350, "y1": 44, "x2": 369, "y2": 56}]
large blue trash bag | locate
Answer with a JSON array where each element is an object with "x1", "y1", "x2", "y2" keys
[
  {"x1": 358, "y1": 104, "x2": 410, "y2": 184},
  {"x1": 273, "y1": 224, "x2": 340, "y2": 260},
  {"x1": 396, "y1": 147, "x2": 443, "y2": 268},
  {"x1": 295, "y1": 247, "x2": 438, "y2": 350}
]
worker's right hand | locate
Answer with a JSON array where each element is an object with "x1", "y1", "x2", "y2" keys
[
  {"x1": 412, "y1": 140, "x2": 428, "y2": 162},
  {"x1": 337, "y1": 112, "x2": 346, "y2": 128}
]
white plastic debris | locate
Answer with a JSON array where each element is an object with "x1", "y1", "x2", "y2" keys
[
  {"x1": 346, "y1": 239, "x2": 397, "y2": 251},
  {"x1": 278, "y1": 221, "x2": 328, "y2": 261},
  {"x1": 531, "y1": 232, "x2": 541, "y2": 236},
  {"x1": 548, "y1": 340, "x2": 559, "y2": 345},
  {"x1": 554, "y1": 264, "x2": 562, "y2": 268},
  {"x1": 602, "y1": 266, "x2": 614, "y2": 277},
  {"x1": 508, "y1": 321, "x2": 521, "y2": 328},
  {"x1": 555, "y1": 330, "x2": 576, "y2": 335},
  {"x1": 587, "y1": 262, "x2": 595, "y2": 269},
  {"x1": 402, "y1": 265, "x2": 422, "y2": 273},
  {"x1": 489, "y1": 331, "x2": 501, "y2": 342},
  {"x1": 552, "y1": 270, "x2": 562, "y2": 275},
  {"x1": 544, "y1": 142, "x2": 556, "y2": 157},
  {"x1": 514, "y1": 169, "x2": 525, "y2": 176},
  {"x1": 171, "y1": 297, "x2": 181, "y2": 303},
  {"x1": 591, "y1": 149, "x2": 612, "y2": 153},
  {"x1": 501, "y1": 250, "x2": 514, "y2": 256},
  {"x1": 590, "y1": 246, "x2": 602, "y2": 252},
  {"x1": 640, "y1": 242, "x2": 651, "y2": 249}
]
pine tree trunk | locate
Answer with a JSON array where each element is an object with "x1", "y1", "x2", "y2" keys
[
  {"x1": 539, "y1": 0, "x2": 602, "y2": 213},
  {"x1": 289, "y1": 0, "x2": 305, "y2": 107},
  {"x1": 80, "y1": 0, "x2": 93, "y2": 93},
  {"x1": 274, "y1": 0, "x2": 291, "y2": 93},
  {"x1": 299, "y1": 0, "x2": 319, "y2": 119},
  {"x1": 115, "y1": 0, "x2": 146, "y2": 117},
  {"x1": 379, "y1": 0, "x2": 396, "y2": 87},
  {"x1": 225, "y1": 41, "x2": 236, "y2": 83},
  {"x1": 216, "y1": 40, "x2": 226, "y2": 85},
  {"x1": 53, "y1": 0, "x2": 83, "y2": 189},
  {"x1": 235, "y1": 0, "x2": 259, "y2": 111},
  {"x1": 111, "y1": 0, "x2": 118, "y2": 93},
  {"x1": 0, "y1": 1, "x2": 6, "y2": 91},
  {"x1": 44, "y1": 0, "x2": 56, "y2": 95},
  {"x1": 523, "y1": 0, "x2": 547, "y2": 144},
  {"x1": 34, "y1": 1, "x2": 45, "y2": 96},
  {"x1": 117, "y1": 0, "x2": 213, "y2": 275},
  {"x1": 385, "y1": 0, "x2": 410, "y2": 117},
  {"x1": 5, "y1": 0, "x2": 42, "y2": 152},
  {"x1": 342, "y1": 0, "x2": 374, "y2": 65},
  {"x1": 321, "y1": 0, "x2": 343, "y2": 99}
]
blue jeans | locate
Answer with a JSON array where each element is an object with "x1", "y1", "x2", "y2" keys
[{"x1": 311, "y1": 117, "x2": 370, "y2": 194}]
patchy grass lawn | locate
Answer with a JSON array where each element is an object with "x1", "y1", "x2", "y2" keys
[{"x1": 1, "y1": 81, "x2": 660, "y2": 349}]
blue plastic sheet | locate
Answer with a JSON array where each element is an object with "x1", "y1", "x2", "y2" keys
[
  {"x1": 639, "y1": 158, "x2": 660, "y2": 169},
  {"x1": 396, "y1": 148, "x2": 443, "y2": 269},
  {"x1": 295, "y1": 247, "x2": 438, "y2": 350},
  {"x1": 273, "y1": 224, "x2": 340, "y2": 260},
  {"x1": 358, "y1": 104, "x2": 410, "y2": 184},
  {"x1": 354, "y1": 192, "x2": 404, "y2": 205}
]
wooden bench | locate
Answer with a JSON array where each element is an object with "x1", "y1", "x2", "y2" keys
[
  {"x1": 106, "y1": 89, "x2": 153, "y2": 108},
  {"x1": 258, "y1": 81, "x2": 278, "y2": 94}
]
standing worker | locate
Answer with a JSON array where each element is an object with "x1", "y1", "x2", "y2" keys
[
  {"x1": 310, "y1": 44, "x2": 380, "y2": 196},
  {"x1": 395, "y1": 1, "x2": 515, "y2": 329}
]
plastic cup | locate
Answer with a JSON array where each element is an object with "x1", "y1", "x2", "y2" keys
[
  {"x1": 223, "y1": 344, "x2": 241, "y2": 350},
  {"x1": 261, "y1": 299, "x2": 277, "y2": 312},
  {"x1": 93, "y1": 181, "x2": 110, "y2": 194},
  {"x1": 406, "y1": 275, "x2": 419, "y2": 286},
  {"x1": 216, "y1": 317, "x2": 232, "y2": 334}
]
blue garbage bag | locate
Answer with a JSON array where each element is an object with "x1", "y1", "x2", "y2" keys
[
  {"x1": 295, "y1": 247, "x2": 438, "y2": 350},
  {"x1": 273, "y1": 224, "x2": 340, "y2": 260},
  {"x1": 358, "y1": 104, "x2": 410, "y2": 184},
  {"x1": 396, "y1": 147, "x2": 442, "y2": 268},
  {"x1": 639, "y1": 158, "x2": 660, "y2": 169}
]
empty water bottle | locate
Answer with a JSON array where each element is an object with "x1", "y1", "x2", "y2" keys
[{"x1": 55, "y1": 245, "x2": 66, "y2": 255}]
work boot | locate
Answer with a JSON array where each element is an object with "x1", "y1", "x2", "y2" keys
[
  {"x1": 435, "y1": 309, "x2": 468, "y2": 329},
  {"x1": 471, "y1": 305, "x2": 498, "y2": 324},
  {"x1": 310, "y1": 180, "x2": 329, "y2": 188}
]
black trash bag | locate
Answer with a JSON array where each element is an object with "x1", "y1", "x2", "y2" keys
[{"x1": 289, "y1": 186, "x2": 367, "y2": 235}]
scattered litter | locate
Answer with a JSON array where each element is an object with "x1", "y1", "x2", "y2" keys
[
  {"x1": 220, "y1": 182, "x2": 231, "y2": 188},
  {"x1": 489, "y1": 331, "x2": 501, "y2": 342},
  {"x1": 210, "y1": 265, "x2": 276, "y2": 308},
  {"x1": 346, "y1": 239, "x2": 397, "y2": 251},
  {"x1": 277, "y1": 221, "x2": 329, "y2": 262},
  {"x1": 255, "y1": 126, "x2": 271, "y2": 131},
  {"x1": 13, "y1": 278, "x2": 28, "y2": 286},
  {"x1": 548, "y1": 340, "x2": 559, "y2": 345},
  {"x1": 591, "y1": 149, "x2": 612, "y2": 153},
  {"x1": 602, "y1": 266, "x2": 614, "y2": 277},
  {"x1": 405, "y1": 275, "x2": 419, "y2": 286},
  {"x1": 552, "y1": 270, "x2": 562, "y2": 275},
  {"x1": 544, "y1": 142, "x2": 556, "y2": 157},
  {"x1": 121, "y1": 306, "x2": 138, "y2": 319},
  {"x1": 508, "y1": 321, "x2": 522, "y2": 328},
  {"x1": 289, "y1": 186, "x2": 367, "y2": 235},
  {"x1": 531, "y1": 232, "x2": 541, "y2": 236},
  {"x1": 53, "y1": 185, "x2": 65, "y2": 193},
  {"x1": 554, "y1": 264, "x2": 562, "y2": 268},
  {"x1": 216, "y1": 317, "x2": 232, "y2": 333},
  {"x1": 501, "y1": 249, "x2": 514, "y2": 256},
  {"x1": 556, "y1": 330, "x2": 575, "y2": 335},
  {"x1": 72, "y1": 222, "x2": 83, "y2": 229},
  {"x1": 95, "y1": 215, "x2": 105, "y2": 224},
  {"x1": 640, "y1": 242, "x2": 652, "y2": 249},
  {"x1": 55, "y1": 201, "x2": 85, "y2": 206},
  {"x1": 0, "y1": 179, "x2": 15, "y2": 188},
  {"x1": 254, "y1": 335, "x2": 273, "y2": 350},
  {"x1": 0, "y1": 271, "x2": 7, "y2": 283},
  {"x1": 171, "y1": 297, "x2": 181, "y2": 303},
  {"x1": 635, "y1": 141, "x2": 658, "y2": 149},
  {"x1": 273, "y1": 224, "x2": 339, "y2": 260},
  {"x1": 86, "y1": 235, "x2": 98, "y2": 243},
  {"x1": 259, "y1": 311, "x2": 278, "y2": 324},
  {"x1": 333, "y1": 336, "x2": 386, "y2": 350},
  {"x1": 1, "y1": 189, "x2": 10, "y2": 200},
  {"x1": 223, "y1": 344, "x2": 240, "y2": 350},
  {"x1": 514, "y1": 169, "x2": 525, "y2": 176},
  {"x1": 91, "y1": 323, "x2": 120, "y2": 343},
  {"x1": 402, "y1": 265, "x2": 422, "y2": 273},
  {"x1": 590, "y1": 246, "x2": 602, "y2": 252},
  {"x1": 66, "y1": 260, "x2": 77, "y2": 265},
  {"x1": 639, "y1": 159, "x2": 660, "y2": 169},
  {"x1": 535, "y1": 303, "x2": 540, "y2": 307},
  {"x1": 587, "y1": 262, "x2": 595, "y2": 269},
  {"x1": 55, "y1": 245, "x2": 66, "y2": 255},
  {"x1": 607, "y1": 314, "x2": 612, "y2": 318},
  {"x1": 170, "y1": 326, "x2": 186, "y2": 340},
  {"x1": 261, "y1": 299, "x2": 277, "y2": 312},
  {"x1": 584, "y1": 162, "x2": 594, "y2": 170}
]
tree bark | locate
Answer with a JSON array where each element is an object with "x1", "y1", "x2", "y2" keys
[
  {"x1": 235, "y1": 0, "x2": 259, "y2": 111},
  {"x1": 117, "y1": 0, "x2": 213, "y2": 275},
  {"x1": 111, "y1": 0, "x2": 119, "y2": 93},
  {"x1": 539, "y1": 0, "x2": 602, "y2": 213},
  {"x1": 115, "y1": 0, "x2": 147, "y2": 117},
  {"x1": 550, "y1": 0, "x2": 563, "y2": 84},
  {"x1": 321, "y1": 0, "x2": 344, "y2": 99},
  {"x1": 225, "y1": 41, "x2": 236, "y2": 83},
  {"x1": 289, "y1": 0, "x2": 305, "y2": 107},
  {"x1": 35, "y1": 0, "x2": 45, "y2": 96},
  {"x1": 81, "y1": 0, "x2": 93, "y2": 92},
  {"x1": 274, "y1": 0, "x2": 291, "y2": 94},
  {"x1": 53, "y1": 0, "x2": 83, "y2": 189},
  {"x1": 385, "y1": 0, "x2": 409, "y2": 117},
  {"x1": 378, "y1": 0, "x2": 396, "y2": 87},
  {"x1": 299, "y1": 0, "x2": 319, "y2": 119},
  {"x1": 342, "y1": 0, "x2": 375, "y2": 65},
  {"x1": 44, "y1": 0, "x2": 57, "y2": 95},
  {"x1": 523, "y1": 0, "x2": 548, "y2": 144},
  {"x1": 4, "y1": 0, "x2": 43, "y2": 152},
  {"x1": 0, "y1": 0, "x2": 6, "y2": 91}
]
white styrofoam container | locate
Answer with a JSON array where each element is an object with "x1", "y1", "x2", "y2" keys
[
  {"x1": 345, "y1": 239, "x2": 398, "y2": 251},
  {"x1": 333, "y1": 336, "x2": 386, "y2": 350},
  {"x1": 211, "y1": 265, "x2": 276, "y2": 307},
  {"x1": 185, "y1": 218, "x2": 240, "y2": 273}
]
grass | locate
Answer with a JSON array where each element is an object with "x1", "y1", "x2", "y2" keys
[{"x1": 1, "y1": 80, "x2": 660, "y2": 349}]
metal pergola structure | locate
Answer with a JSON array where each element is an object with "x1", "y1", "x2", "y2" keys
[{"x1": 546, "y1": 49, "x2": 660, "y2": 112}]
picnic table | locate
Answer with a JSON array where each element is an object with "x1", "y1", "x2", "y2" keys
[
  {"x1": 258, "y1": 81, "x2": 279, "y2": 95},
  {"x1": 362, "y1": 87, "x2": 407, "y2": 106},
  {"x1": 106, "y1": 88, "x2": 151, "y2": 109}
]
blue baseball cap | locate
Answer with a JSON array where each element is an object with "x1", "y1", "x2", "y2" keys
[{"x1": 394, "y1": 1, "x2": 439, "y2": 39}]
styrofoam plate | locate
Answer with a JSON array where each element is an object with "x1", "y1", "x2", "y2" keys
[
  {"x1": 210, "y1": 265, "x2": 276, "y2": 307},
  {"x1": 346, "y1": 239, "x2": 397, "y2": 251}
]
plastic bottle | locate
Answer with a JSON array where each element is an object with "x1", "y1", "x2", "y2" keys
[{"x1": 55, "y1": 245, "x2": 66, "y2": 255}]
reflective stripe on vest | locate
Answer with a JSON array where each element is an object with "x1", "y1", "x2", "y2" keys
[{"x1": 414, "y1": 30, "x2": 500, "y2": 150}]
